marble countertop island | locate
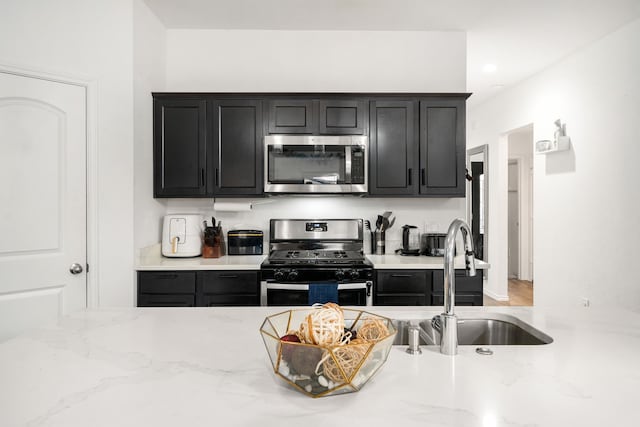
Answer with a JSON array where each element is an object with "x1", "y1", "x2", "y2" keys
[{"x1": 1, "y1": 305, "x2": 638, "y2": 427}]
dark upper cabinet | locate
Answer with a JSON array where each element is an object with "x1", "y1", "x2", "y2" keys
[
  {"x1": 369, "y1": 100, "x2": 418, "y2": 195},
  {"x1": 267, "y1": 98, "x2": 367, "y2": 135},
  {"x1": 267, "y1": 99, "x2": 317, "y2": 134},
  {"x1": 210, "y1": 99, "x2": 263, "y2": 195},
  {"x1": 153, "y1": 93, "x2": 468, "y2": 198},
  {"x1": 153, "y1": 99, "x2": 207, "y2": 197},
  {"x1": 419, "y1": 99, "x2": 466, "y2": 196},
  {"x1": 319, "y1": 99, "x2": 366, "y2": 135}
]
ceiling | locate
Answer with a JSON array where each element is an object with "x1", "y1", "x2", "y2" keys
[{"x1": 144, "y1": 0, "x2": 640, "y2": 107}]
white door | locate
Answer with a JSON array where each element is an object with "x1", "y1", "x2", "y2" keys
[{"x1": 0, "y1": 71, "x2": 86, "y2": 341}]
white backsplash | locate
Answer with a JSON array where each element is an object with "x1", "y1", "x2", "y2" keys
[{"x1": 161, "y1": 196, "x2": 466, "y2": 254}]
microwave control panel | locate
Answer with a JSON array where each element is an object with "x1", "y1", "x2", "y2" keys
[{"x1": 351, "y1": 147, "x2": 365, "y2": 184}]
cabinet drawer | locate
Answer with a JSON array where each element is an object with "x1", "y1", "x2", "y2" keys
[
  {"x1": 376, "y1": 270, "x2": 428, "y2": 293},
  {"x1": 432, "y1": 270, "x2": 482, "y2": 293},
  {"x1": 375, "y1": 294, "x2": 429, "y2": 306},
  {"x1": 431, "y1": 293, "x2": 482, "y2": 306},
  {"x1": 138, "y1": 272, "x2": 196, "y2": 294},
  {"x1": 200, "y1": 294, "x2": 259, "y2": 307},
  {"x1": 200, "y1": 271, "x2": 258, "y2": 294},
  {"x1": 138, "y1": 293, "x2": 195, "y2": 307}
]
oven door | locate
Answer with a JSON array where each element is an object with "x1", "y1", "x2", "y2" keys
[
  {"x1": 260, "y1": 281, "x2": 373, "y2": 306},
  {"x1": 264, "y1": 135, "x2": 367, "y2": 193}
]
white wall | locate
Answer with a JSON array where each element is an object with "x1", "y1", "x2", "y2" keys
[
  {"x1": 0, "y1": 0, "x2": 135, "y2": 307},
  {"x1": 127, "y1": 28, "x2": 470, "y2": 255},
  {"x1": 166, "y1": 30, "x2": 466, "y2": 92},
  {"x1": 468, "y1": 19, "x2": 640, "y2": 308},
  {"x1": 133, "y1": 0, "x2": 166, "y2": 251}
]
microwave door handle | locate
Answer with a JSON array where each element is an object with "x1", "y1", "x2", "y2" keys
[{"x1": 345, "y1": 145, "x2": 352, "y2": 184}]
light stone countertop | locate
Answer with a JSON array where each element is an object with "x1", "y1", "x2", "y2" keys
[
  {"x1": 136, "y1": 244, "x2": 489, "y2": 271},
  {"x1": 1, "y1": 305, "x2": 639, "y2": 426},
  {"x1": 367, "y1": 254, "x2": 490, "y2": 270},
  {"x1": 136, "y1": 244, "x2": 266, "y2": 270}
]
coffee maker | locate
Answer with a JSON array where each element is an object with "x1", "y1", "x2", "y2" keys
[{"x1": 398, "y1": 225, "x2": 421, "y2": 256}]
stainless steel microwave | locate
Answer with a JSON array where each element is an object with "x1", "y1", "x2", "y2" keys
[{"x1": 264, "y1": 135, "x2": 368, "y2": 194}]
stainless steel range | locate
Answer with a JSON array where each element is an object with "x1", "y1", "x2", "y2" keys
[{"x1": 260, "y1": 219, "x2": 373, "y2": 306}]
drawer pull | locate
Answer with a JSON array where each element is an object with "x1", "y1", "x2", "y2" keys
[
  {"x1": 155, "y1": 274, "x2": 179, "y2": 280},
  {"x1": 390, "y1": 274, "x2": 413, "y2": 278},
  {"x1": 218, "y1": 274, "x2": 239, "y2": 279}
]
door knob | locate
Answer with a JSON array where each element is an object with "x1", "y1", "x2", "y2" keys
[{"x1": 69, "y1": 263, "x2": 84, "y2": 275}]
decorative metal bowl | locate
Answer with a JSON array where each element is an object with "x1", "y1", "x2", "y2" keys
[{"x1": 259, "y1": 308, "x2": 397, "y2": 398}]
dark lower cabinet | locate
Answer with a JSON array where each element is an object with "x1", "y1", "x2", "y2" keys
[
  {"x1": 198, "y1": 271, "x2": 260, "y2": 306},
  {"x1": 138, "y1": 294, "x2": 196, "y2": 307},
  {"x1": 137, "y1": 271, "x2": 259, "y2": 307},
  {"x1": 431, "y1": 270, "x2": 483, "y2": 306},
  {"x1": 374, "y1": 269, "x2": 483, "y2": 306},
  {"x1": 374, "y1": 270, "x2": 430, "y2": 305}
]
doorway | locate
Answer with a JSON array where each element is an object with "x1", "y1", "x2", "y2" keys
[{"x1": 506, "y1": 125, "x2": 534, "y2": 305}]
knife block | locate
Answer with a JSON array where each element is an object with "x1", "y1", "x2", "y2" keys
[{"x1": 203, "y1": 227, "x2": 225, "y2": 258}]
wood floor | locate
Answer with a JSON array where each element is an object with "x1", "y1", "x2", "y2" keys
[{"x1": 484, "y1": 279, "x2": 533, "y2": 306}]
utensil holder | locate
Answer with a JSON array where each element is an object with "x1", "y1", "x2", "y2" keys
[{"x1": 372, "y1": 231, "x2": 385, "y2": 255}]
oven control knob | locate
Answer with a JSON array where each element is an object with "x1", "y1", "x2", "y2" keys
[
  {"x1": 349, "y1": 269, "x2": 360, "y2": 280},
  {"x1": 274, "y1": 270, "x2": 285, "y2": 281},
  {"x1": 287, "y1": 270, "x2": 299, "y2": 281},
  {"x1": 334, "y1": 269, "x2": 345, "y2": 281}
]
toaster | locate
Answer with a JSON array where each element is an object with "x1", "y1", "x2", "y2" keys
[
  {"x1": 161, "y1": 214, "x2": 203, "y2": 257},
  {"x1": 421, "y1": 233, "x2": 452, "y2": 257},
  {"x1": 227, "y1": 230, "x2": 263, "y2": 255}
]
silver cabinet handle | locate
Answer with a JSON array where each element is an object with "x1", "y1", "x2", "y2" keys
[{"x1": 69, "y1": 263, "x2": 84, "y2": 275}]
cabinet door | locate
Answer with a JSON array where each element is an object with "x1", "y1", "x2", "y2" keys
[
  {"x1": 369, "y1": 100, "x2": 418, "y2": 195},
  {"x1": 137, "y1": 271, "x2": 197, "y2": 307},
  {"x1": 419, "y1": 99, "x2": 465, "y2": 196},
  {"x1": 153, "y1": 99, "x2": 207, "y2": 197},
  {"x1": 138, "y1": 294, "x2": 195, "y2": 307},
  {"x1": 138, "y1": 271, "x2": 197, "y2": 294},
  {"x1": 432, "y1": 270, "x2": 482, "y2": 294},
  {"x1": 431, "y1": 269, "x2": 483, "y2": 306},
  {"x1": 374, "y1": 270, "x2": 430, "y2": 306},
  {"x1": 211, "y1": 100, "x2": 263, "y2": 195},
  {"x1": 198, "y1": 271, "x2": 259, "y2": 306},
  {"x1": 431, "y1": 293, "x2": 482, "y2": 307},
  {"x1": 267, "y1": 100, "x2": 317, "y2": 134},
  {"x1": 319, "y1": 99, "x2": 366, "y2": 135}
]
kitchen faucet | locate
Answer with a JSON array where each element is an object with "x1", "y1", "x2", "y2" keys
[{"x1": 436, "y1": 218, "x2": 476, "y2": 355}]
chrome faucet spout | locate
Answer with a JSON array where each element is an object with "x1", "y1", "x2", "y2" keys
[{"x1": 438, "y1": 218, "x2": 476, "y2": 356}]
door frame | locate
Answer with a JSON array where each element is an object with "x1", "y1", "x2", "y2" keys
[
  {"x1": 507, "y1": 158, "x2": 521, "y2": 279},
  {"x1": 0, "y1": 62, "x2": 99, "y2": 308}
]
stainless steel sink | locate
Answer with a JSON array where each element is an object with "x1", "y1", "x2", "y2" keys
[{"x1": 393, "y1": 313, "x2": 553, "y2": 346}]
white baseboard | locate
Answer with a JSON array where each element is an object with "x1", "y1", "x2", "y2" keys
[{"x1": 483, "y1": 288, "x2": 509, "y2": 301}]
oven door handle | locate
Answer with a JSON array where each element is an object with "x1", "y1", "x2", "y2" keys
[
  {"x1": 263, "y1": 283, "x2": 369, "y2": 291},
  {"x1": 260, "y1": 281, "x2": 373, "y2": 306}
]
